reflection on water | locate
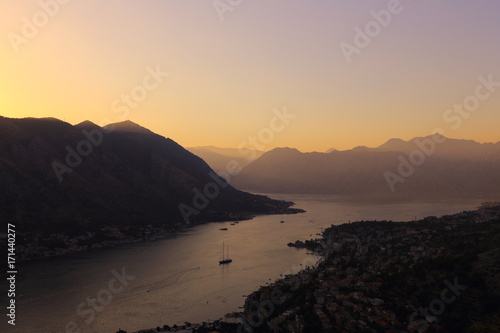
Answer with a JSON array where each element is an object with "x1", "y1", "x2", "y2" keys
[{"x1": 3, "y1": 194, "x2": 479, "y2": 333}]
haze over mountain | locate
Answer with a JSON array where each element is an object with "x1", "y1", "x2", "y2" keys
[
  {"x1": 232, "y1": 135, "x2": 500, "y2": 199},
  {"x1": 187, "y1": 146, "x2": 264, "y2": 177},
  {"x1": 0, "y1": 116, "x2": 299, "y2": 240}
]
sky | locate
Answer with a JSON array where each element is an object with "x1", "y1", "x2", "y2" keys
[{"x1": 1, "y1": 0, "x2": 500, "y2": 152}]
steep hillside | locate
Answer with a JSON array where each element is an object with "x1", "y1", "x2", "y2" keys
[
  {"x1": 232, "y1": 136, "x2": 500, "y2": 198},
  {"x1": 0, "y1": 116, "x2": 301, "y2": 254}
]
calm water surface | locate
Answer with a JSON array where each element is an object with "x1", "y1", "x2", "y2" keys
[{"x1": 3, "y1": 194, "x2": 481, "y2": 333}]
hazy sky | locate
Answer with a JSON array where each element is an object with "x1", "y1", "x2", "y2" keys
[{"x1": 1, "y1": 0, "x2": 500, "y2": 151}]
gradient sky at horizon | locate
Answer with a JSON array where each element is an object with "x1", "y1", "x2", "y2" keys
[{"x1": 1, "y1": 0, "x2": 500, "y2": 152}]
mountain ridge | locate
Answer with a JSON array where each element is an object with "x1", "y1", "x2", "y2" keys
[
  {"x1": 231, "y1": 135, "x2": 500, "y2": 197},
  {"x1": 186, "y1": 145, "x2": 265, "y2": 177},
  {"x1": 0, "y1": 116, "x2": 301, "y2": 260}
]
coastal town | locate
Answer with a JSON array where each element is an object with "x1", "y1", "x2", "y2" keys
[
  {"x1": 13, "y1": 224, "x2": 179, "y2": 262},
  {"x1": 12, "y1": 207, "x2": 302, "y2": 262},
  {"x1": 234, "y1": 202, "x2": 500, "y2": 332},
  {"x1": 129, "y1": 202, "x2": 500, "y2": 333}
]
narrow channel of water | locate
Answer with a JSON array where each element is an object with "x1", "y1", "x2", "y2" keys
[{"x1": 3, "y1": 194, "x2": 479, "y2": 333}]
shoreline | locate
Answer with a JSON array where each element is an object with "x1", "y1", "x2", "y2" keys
[
  {"x1": 8, "y1": 205, "x2": 305, "y2": 263},
  {"x1": 129, "y1": 203, "x2": 500, "y2": 333}
]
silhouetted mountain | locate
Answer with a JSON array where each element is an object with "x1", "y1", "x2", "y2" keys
[
  {"x1": 188, "y1": 146, "x2": 264, "y2": 159},
  {"x1": 186, "y1": 146, "x2": 264, "y2": 177},
  {"x1": 376, "y1": 137, "x2": 409, "y2": 152},
  {"x1": 376, "y1": 135, "x2": 500, "y2": 158},
  {"x1": 232, "y1": 136, "x2": 500, "y2": 199},
  {"x1": 0, "y1": 116, "x2": 300, "y2": 243}
]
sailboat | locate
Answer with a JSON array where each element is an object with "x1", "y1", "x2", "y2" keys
[{"x1": 219, "y1": 242, "x2": 232, "y2": 264}]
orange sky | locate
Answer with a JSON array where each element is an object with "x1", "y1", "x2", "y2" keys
[{"x1": 1, "y1": 1, "x2": 499, "y2": 152}]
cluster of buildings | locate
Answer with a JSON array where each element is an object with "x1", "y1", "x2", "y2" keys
[
  {"x1": 240, "y1": 203, "x2": 500, "y2": 332},
  {"x1": 14, "y1": 224, "x2": 175, "y2": 261}
]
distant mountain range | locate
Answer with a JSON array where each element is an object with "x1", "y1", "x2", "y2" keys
[
  {"x1": 3, "y1": 115, "x2": 498, "y2": 246},
  {"x1": 186, "y1": 146, "x2": 264, "y2": 178},
  {"x1": 231, "y1": 135, "x2": 500, "y2": 199},
  {"x1": 0, "y1": 116, "x2": 299, "y2": 239}
]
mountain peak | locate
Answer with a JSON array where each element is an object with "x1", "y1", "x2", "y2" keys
[
  {"x1": 75, "y1": 120, "x2": 99, "y2": 128},
  {"x1": 270, "y1": 147, "x2": 302, "y2": 154},
  {"x1": 351, "y1": 145, "x2": 372, "y2": 152},
  {"x1": 108, "y1": 120, "x2": 154, "y2": 134},
  {"x1": 0, "y1": 115, "x2": 297, "y2": 247},
  {"x1": 386, "y1": 137, "x2": 406, "y2": 144}
]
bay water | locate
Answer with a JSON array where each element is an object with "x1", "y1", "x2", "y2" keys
[{"x1": 3, "y1": 194, "x2": 480, "y2": 333}]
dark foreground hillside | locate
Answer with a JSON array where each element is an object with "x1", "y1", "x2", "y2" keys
[{"x1": 0, "y1": 116, "x2": 302, "y2": 260}]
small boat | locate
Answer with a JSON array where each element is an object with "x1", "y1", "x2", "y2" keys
[
  {"x1": 219, "y1": 242, "x2": 232, "y2": 264},
  {"x1": 230, "y1": 223, "x2": 235, "y2": 225},
  {"x1": 280, "y1": 220, "x2": 285, "y2": 223},
  {"x1": 219, "y1": 228, "x2": 228, "y2": 231}
]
